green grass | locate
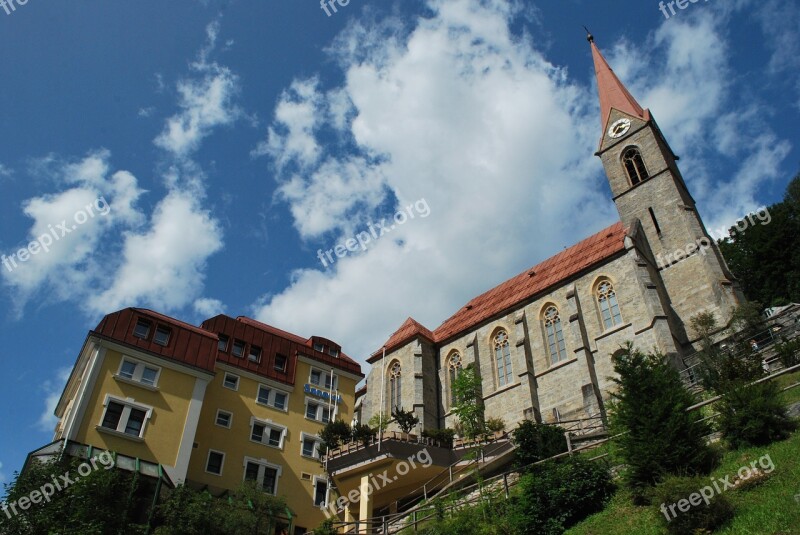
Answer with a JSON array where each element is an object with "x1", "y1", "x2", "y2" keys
[
  {"x1": 776, "y1": 370, "x2": 800, "y2": 406},
  {"x1": 566, "y1": 429, "x2": 800, "y2": 535}
]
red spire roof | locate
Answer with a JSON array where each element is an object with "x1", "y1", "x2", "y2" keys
[{"x1": 590, "y1": 39, "x2": 647, "y2": 133}]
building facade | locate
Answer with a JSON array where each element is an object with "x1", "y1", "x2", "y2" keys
[
  {"x1": 360, "y1": 36, "x2": 743, "y2": 435},
  {"x1": 47, "y1": 307, "x2": 363, "y2": 532}
]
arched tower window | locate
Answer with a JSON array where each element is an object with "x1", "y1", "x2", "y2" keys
[
  {"x1": 447, "y1": 352, "x2": 463, "y2": 406},
  {"x1": 493, "y1": 330, "x2": 513, "y2": 387},
  {"x1": 543, "y1": 306, "x2": 567, "y2": 365},
  {"x1": 389, "y1": 361, "x2": 402, "y2": 411},
  {"x1": 596, "y1": 280, "x2": 623, "y2": 329},
  {"x1": 622, "y1": 147, "x2": 649, "y2": 186}
]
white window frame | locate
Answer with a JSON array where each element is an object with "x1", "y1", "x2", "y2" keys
[
  {"x1": 215, "y1": 409, "x2": 233, "y2": 429},
  {"x1": 153, "y1": 325, "x2": 171, "y2": 346},
  {"x1": 133, "y1": 319, "x2": 152, "y2": 339},
  {"x1": 98, "y1": 395, "x2": 153, "y2": 440},
  {"x1": 304, "y1": 398, "x2": 332, "y2": 424},
  {"x1": 256, "y1": 384, "x2": 290, "y2": 412},
  {"x1": 248, "y1": 345, "x2": 262, "y2": 363},
  {"x1": 223, "y1": 372, "x2": 240, "y2": 391},
  {"x1": 313, "y1": 476, "x2": 329, "y2": 508},
  {"x1": 243, "y1": 457, "x2": 283, "y2": 495},
  {"x1": 116, "y1": 357, "x2": 161, "y2": 388},
  {"x1": 249, "y1": 417, "x2": 287, "y2": 449},
  {"x1": 300, "y1": 432, "x2": 324, "y2": 459},
  {"x1": 205, "y1": 449, "x2": 225, "y2": 476},
  {"x1": 309, "y1": 367, "x2": 337, "y2": 390}
]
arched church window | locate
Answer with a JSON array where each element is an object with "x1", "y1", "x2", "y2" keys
[
  {"x1": 543, "y1": 306, "x2": 567, "y2": 365},
  {"x1": 622, "y1": 147, "x2": 649, "y2": 186},
  {"x1": 389, "y1": 361, "x2": 402, "y2": 411},
  {"x1": 493, "y1": 330, "x2": 513, "y2": 387},
  {"x1": 597, "y1": 280, "x2": 623, "y2": 329},
  {"x1": 447, "y1": 352, "x2": 463, "y2": 406}
]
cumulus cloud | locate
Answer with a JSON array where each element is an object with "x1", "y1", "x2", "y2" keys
[
  {"x1": 155, "y1": 21, "x2": 241, "y2": 159},
  {"x1": 88, "y1": 192, "x2": 223, "y2": 314},
  {"x1": 252, "y1": 0, "x2": 615, "y2": 361},
  {"x1": 0, "y1": 163, "x2": 11, "y2": 178},
  {"x1": 194, "y1": 297, "x2": 227, "y2": 317},
  {"x1": 3, "y1": 22, "x2": 235, "y2": 319},
  {"x1": 251, "y1": 0, "x2": 792, "y2": 365},
  {"x1": 1, "y1": 150, "x2": 146, "y2": 310}
]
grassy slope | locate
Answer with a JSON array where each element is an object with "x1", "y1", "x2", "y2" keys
[{"x1": 567, "y1": 427, "x2": 800, "y2": 535}]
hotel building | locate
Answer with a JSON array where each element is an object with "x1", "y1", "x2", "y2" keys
[{"x1": 33, "y1": 307, "x2": 363, "y2": 533}]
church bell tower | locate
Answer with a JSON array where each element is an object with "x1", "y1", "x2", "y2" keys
[{"x1": 588, "y1": 33, "x2": 742, "y2": 339}]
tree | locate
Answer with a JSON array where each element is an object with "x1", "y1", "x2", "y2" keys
[
  {"x1": 154, "y1": 482, "x2": 287, "y2": 535},
  {"x1": 392, "y1": 406, "x2": 419, "y2": 434},
  {"x1": 319, "y1": 420, "x2": 352, "y2": 450},
  {"x1": 0, "y1": 454, "x2": 148, "y2": 535},
  {"x1": 450, "y1": 364, "x2": 484, "y2": 440},
  {"x1": 718, "y1": 171, "x2": 800, "y2": 306},
  {"x1": 609, "y1": 344, "x2": 716, "y2": 501},
  {"x1": 367, "y1": 412, "x2": 389, "y2": 433}
]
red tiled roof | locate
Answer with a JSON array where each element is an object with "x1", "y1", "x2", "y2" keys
[
  {"x1": 433, "y1": 222, "x2": 627, "y2": 343},
  {"x1": 591, "y1": 40, "x2": 649, "y2": 135},
  {"x1": 368, "y1": 317, "x2": 436, "y2": 363},
  {"x1": 367, "y1": 318, "x2": 435, "y2": 363}
]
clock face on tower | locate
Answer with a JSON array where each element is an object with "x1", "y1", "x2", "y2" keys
[{"x1": 608, "y1": 118, "x2": 631, "y2": 139}]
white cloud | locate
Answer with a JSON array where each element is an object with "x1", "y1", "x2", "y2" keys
[
  {"x1": 37, "y1": 368, "x2": 72, "y2": 433},
  {"x1": 1, "y1": 151, "x2": 146, "y2": 310},
  {"x1": 155, "y1": 21, "x2": 241, "y2": 160},
  {"x1": 0, "y1": 461, "x2": 6, "y2": 485},
  {"x1": 88, "y1": 192, "x2": 223, "y2": 314},
  {"x1": 252, "y1": 0, "x2": 615, "y2": 361},
  {"x1": 194, "y1": 297, "x2": 226, "y2": 317},
  {"x1": 251, "y1": 0, "x2": 793, "y2": 366},
  {"x1": 252, "y1": 78, "x2": 323, "y2": 170},
  {"x1": 0, "y1": 163, "x2": 11, "y2": 178}
]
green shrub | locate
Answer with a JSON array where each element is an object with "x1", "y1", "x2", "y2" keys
[
  {"x1": 776, "y1": 336, "x2": 800, "y2": 368},
  {"x1": 508, "y1": 457, "x2": 615, "y2": 535},
  {"x1": 311, "y1": 518, "x2": 338, "y2": 535},
  {"x1": 352, "y1": 423, "x2": 374, "y2": 446},
  {"x1": 422, "y1": 428, "x2": 456, "y2": 448},
  {"x1": 512, "y1": 420, "x2": 567, "y2": 471},
  {"x1": 368, "y1": 412, "x2": 389, "y2": 433},
  {"x1": 485, "y1": 417, "x2": 506, "y2": 433},
  {"x1": 717, "y1": 380, "x2": 796, "y2": 448},
  {"x1": 653, "y1": 476, "x2": 734, "y2": 535}
]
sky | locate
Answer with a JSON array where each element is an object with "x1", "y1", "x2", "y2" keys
[{"x1": 1, "y1": 0, "x2": 798, "y2": 485}]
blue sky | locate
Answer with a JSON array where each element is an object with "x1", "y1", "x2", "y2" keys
[{"x1": 1, "y1": 0, "x2": 798, "y2": 485}]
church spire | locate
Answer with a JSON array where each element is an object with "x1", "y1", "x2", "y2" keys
[{"x1": 589, "y1": 37, "x2": 647, "y2": 133}]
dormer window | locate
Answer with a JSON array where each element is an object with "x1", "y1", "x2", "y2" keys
[
  {"x1": 248, "y1": 346, "x2": 262, "y2": 363},
  {"x1": 328, "y1": 347, "x2": 339, "y2": 358},
  {"x1": 313, "y1": 343, "x2": 325, "y2": 352},
  {"x1": 154, "y1": 326, "x2": 171, "y2": 346},
  {"x1": 231, "y1": 340, "x2": 245, "y2": 358},
  {"x1": 133, "y1": 319, "x2": 152, "y2": 339}
]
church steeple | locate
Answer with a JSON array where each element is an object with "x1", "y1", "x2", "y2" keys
[
  {"x1": 587, "y1": 32, "x2": 743, "y2": 334},
  {"x1": 589, "y1": 36, "x2": 648, "y2": 135}
]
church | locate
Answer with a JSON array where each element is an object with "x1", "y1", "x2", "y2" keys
[{"x1": 359, "y1": 35, "x2": 744, "y2": 432}]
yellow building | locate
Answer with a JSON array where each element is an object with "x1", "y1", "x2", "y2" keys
[{"x1": 42, "y1": 307, "x2": 363, "y2": 534}]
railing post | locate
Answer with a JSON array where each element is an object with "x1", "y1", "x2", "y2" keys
[
  {"x1": 423, "y1": 484, "x2": 428, "y2": 501},
  {"x1": 413, "y1": 511, "x2": 417, "y2": 531},
  {"x1": 448, "y1": 465, "x2": 453, "y2": 482},
  {"x1": 503, "y1": 473, "x2": 509, "y2": 499},
  {"x1": 565, "y1": 432, "x2": 573, "y2": 455}
]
